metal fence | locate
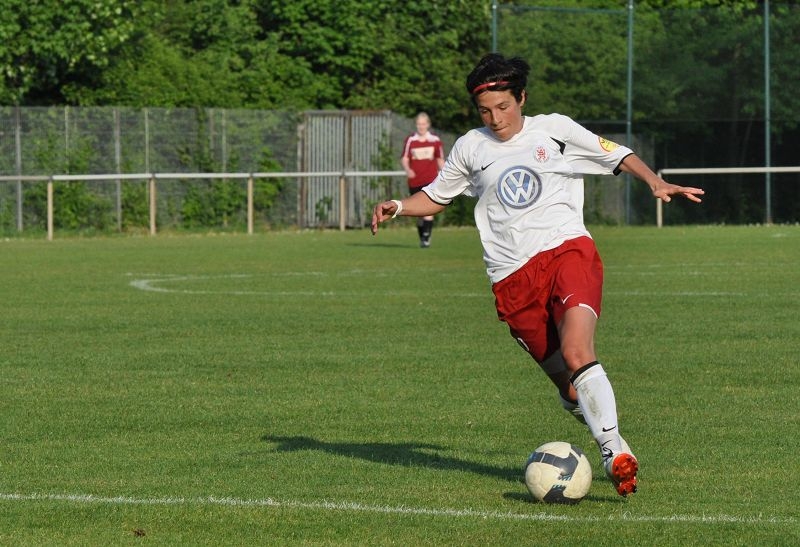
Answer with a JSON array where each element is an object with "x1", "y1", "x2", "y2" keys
[
  {"x1": 0, "y1": 107, "x2": 466, "y2": 232},
  {"x1": 0, "y1": 106, "x2": 635, "y2": 234},
  {"x1": 0, "y1": 107, "x2": 296, "y2": 230},
  {"x1": 0, "y1": 171, "x2": 417, "y2": 240},
  {"x1": 298, "y1": 110, "x2": 456, "y2": 228}
]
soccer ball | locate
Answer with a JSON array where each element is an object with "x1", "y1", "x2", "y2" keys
[{"x1": 524, "y1": 441, "x2": 592, "y2": 504}]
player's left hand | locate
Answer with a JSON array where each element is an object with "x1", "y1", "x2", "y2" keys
[{"x1": 654, "y1": 183, "x2": 704, "y2": 203}]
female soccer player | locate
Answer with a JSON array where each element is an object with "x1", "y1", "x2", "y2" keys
[
  {"x1": 371, "y1": 53, "x2": 704, "y2": 496},
  {"x1": 401, "y1": 112, "x2": 445, "y2": 247}
]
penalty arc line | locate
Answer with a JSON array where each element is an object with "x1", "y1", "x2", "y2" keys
[
  {"x1": 127, "y1": 275, "x2": 488, "y2": 298},
  {"x1": 126, "y1": 275, "x2": 766, "y2": 299},
  {"x1": 0, "y1": 492, "x2": 794, "y2": 526}
]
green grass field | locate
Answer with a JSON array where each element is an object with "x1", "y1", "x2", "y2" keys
[{"x1": 1, "y1": 225, "x2": 798, "y2": 545}]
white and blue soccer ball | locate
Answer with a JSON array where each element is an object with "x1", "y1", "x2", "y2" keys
[{"x1": 524, "y1": 441, "x2": 592, "y2": 504}]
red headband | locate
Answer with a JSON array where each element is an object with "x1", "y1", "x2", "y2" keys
[{"x1": 470, "y1": 80, "x2": 510, "y2": 95}]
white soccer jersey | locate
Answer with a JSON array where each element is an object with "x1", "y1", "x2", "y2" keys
[{"x1": 423, "y1": 114, "x2": 633, "y2": 283}]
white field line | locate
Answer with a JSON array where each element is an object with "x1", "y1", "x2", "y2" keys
[
  {"x1": 606, "y1": 291, "x2": 746, "y2": 297},
  {"x1": 126, "y1": 273, "x2": 488, "y2": 298},
  {"x1": 126, "y1": 274, "x2": 763, "y2": 299},
  {"x1": 0, "y1": 492, "x2": 794, "y2": 526}
]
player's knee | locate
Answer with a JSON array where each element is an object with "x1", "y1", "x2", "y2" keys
[{"x1": 560, "y1": 345, "x2": 596, "y2": 372}]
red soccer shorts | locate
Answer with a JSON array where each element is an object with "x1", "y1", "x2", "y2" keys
[{"x1": 491, "y1": 236, "x2": 603, "y2": 364}]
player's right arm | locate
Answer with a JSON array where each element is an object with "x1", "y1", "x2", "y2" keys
[
  {"x1": 373, "y1": 133, "x2": 471, "y2": 234},
  {"x1": 371, "y1": 191, "x2": 446, "y2": 235}
]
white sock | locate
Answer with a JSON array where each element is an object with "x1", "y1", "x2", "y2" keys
[{"x1": 571, "y1": 362, "x2": 622, "y2": 461}]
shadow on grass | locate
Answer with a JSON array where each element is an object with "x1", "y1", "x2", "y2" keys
[
  {"x1": 262, "y1": 435, "x2": 521, "y2": 483},
  {"x1": 503, "y1": 491, "x2": 620, "y2": 504},
  {"x1": 345, "y1": 242, "x2": 414, "y2": 248}
]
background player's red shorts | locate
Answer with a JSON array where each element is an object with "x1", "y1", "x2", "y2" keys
[{"x1": 491, "y1": 236, "x2": 603, "y2": 364}]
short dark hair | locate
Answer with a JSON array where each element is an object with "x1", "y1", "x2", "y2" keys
[{"x1": 466, "y1": 53, "x2": 530, "y2": 104}]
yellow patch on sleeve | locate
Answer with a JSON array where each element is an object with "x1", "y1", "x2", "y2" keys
[{"x1": 599, "y1": 137, "x2": 620, "y2": 152}]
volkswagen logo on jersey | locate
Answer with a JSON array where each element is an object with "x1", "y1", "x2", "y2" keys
[{"x1": 497, "y1": 166, "x2": 542, "y2": 209}]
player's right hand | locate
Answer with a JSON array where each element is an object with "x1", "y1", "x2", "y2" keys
[{"x1": 371, "y1": 200, "x2": 398, "y2": 235}]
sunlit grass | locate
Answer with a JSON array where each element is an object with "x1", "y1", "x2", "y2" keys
[{"x1": 0, "y1": 225, "x2": 797, "y2": 544}]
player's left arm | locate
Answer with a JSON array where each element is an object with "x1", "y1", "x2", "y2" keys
[{"x1": 619, "y1": 154, "x2": 705, "y2": 203}]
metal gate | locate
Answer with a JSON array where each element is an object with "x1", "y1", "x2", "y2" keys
[{"x1": 298, "y1": 110, "x2": 402, "y2": 228}]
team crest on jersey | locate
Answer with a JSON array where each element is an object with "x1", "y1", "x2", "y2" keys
[
  {"x1": 599, "y1": 137, "x2": 620, "y2": 152},
  {"x1": 497, "y1": 166, "x2": 542, "y2": 209},
  {"x1": 534, "y1": 145, "x2": 548, "y2": 163}
]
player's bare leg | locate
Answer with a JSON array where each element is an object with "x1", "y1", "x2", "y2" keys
[
  {"x1": 559, "y1": 306, "x2": 638, "y2": 496},
  {"x1": 540, "y1": 351, "x2": 585, "y2": 424}
]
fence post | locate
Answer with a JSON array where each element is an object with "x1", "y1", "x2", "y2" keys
[
  {"x1": 114, "y1": 108, "x2": 122, "y2": 232},
  {"x1": 15, "y1": 106, "x2": 22, "y2": 232},
  {"x1": 47, "y1": 178, "x2": 54, "y2": 241},
  {"x1": 247, "y1": 174, "x2": 254, "y2": 235},
  {"x1": 339, "y1": 173, "x2": 347, "y2": 232},
  {"x1": 149, "y1": 176, "x2": 157, "y2": 235},
  {"x1": 656, "y1": 169, "x2": 663, "y2": 228}
]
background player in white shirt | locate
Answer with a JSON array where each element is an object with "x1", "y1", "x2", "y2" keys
[{"x1": 371, "y1": 53, "x2": 704, "y2": 496}]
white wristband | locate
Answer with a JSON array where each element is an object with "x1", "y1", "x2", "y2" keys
[{"x1": 390, "y1": 199, "x2": 403, "y2": 218}]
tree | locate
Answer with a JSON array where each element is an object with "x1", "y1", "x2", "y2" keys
[
  {"x1": 252, "y1": 0, "x2": 491, "y2": 131},
  {"x1": 496, "y1": 4, "x2": 628, "y2": 124},
  {"x1": 1, "y1": 0, "x2": 492, "y2": 130},
  {"x1": 0, "y1": 0, "x2": 142, "y2": 104}
]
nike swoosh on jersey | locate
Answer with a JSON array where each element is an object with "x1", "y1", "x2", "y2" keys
[
  {"x1": 480, "y1": 161, "x2": 496, "y2": 171},
  {"x1": 560, "y1": 293, "x2": 574, "y2": 305}
]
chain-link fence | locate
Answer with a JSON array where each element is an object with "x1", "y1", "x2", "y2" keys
[
  {"x1": 0, "y1": 107, "x2": 463, "y2": 234},
  {"x1": 0, "y1": 104, "x2": 646, "y2": 236},
  {"x1": 0, "y1": 107, "x2": 299, "y2": 232}
]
